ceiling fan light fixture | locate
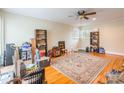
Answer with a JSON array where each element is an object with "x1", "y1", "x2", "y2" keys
[
  {"x1": 92, "y1": 18, "x2": 96, "y2": 21},
  {"x1": 79, "y1": 16, "x2": 83, "y2": 19}
]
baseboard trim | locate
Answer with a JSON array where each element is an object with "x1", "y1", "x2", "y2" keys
[{"x1": 106, "y1": 51, "x2": 124, "y2": 56}]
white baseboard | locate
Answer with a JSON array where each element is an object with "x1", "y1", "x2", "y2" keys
[{"x1": 106, "y1": 51, "x2": 124, "y2": 56}]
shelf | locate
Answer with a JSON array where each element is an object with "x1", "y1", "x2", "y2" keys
[
  {"x1": 35, "y1": 29, "x2": 47, "y2": 56},
  {"x1": 36, "y1": 38, "x2": 45, "y2": 40},
  {"x1": 36, "y1": 33, "x2": 45, "y2": 35},
  {"x1": 90, "y1": 31, "x2": 99, "y2": 52}
]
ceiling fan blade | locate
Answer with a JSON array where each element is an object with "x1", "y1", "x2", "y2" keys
[
  {"x1": 85, "y1": 12, "x2": 96, "y2": 15},
  {"x1": 84, "y1": 16, "x2": 89, "y2": 20},
  {"x1": 82, "y1": 10, "x2": 85, "y2": 14}
]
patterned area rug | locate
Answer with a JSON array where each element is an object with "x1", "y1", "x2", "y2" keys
[{"x1": 51, "y1": 52, "x2": 110, "y2": 84}]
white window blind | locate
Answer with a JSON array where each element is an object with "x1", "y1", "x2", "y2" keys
[
  {"x1": 80, "y1": 30, "x2": 90, "y2": 39},
  {"x1": 72, "y1": 28, "x2": 80, "y2": 39}
]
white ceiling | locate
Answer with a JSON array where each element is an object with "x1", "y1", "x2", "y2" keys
[{"x1": 1, "y1": 8, "x2": 124, "y2": 26}]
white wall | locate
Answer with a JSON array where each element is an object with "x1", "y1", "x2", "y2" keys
[
  {"x1": 0, "y1": 16, "x2": 2, "y2": 55},
  {"x1": 80, "y1": 19, "x2": 124, "y2": 55},
  {"x1": 1, "y1": 11, "x2": 124, "y2": 55},
  {"x1": 99, "y1": 21, "x2": 124, "y2": 55},
  {"x1": 0, "y1": 15, "x2": 5, "y2": 65},
  {"x1": 0, "y1": 11, "x2": 79, "y2": 50},
  {"x1": 77, "y1": 27, "x2": 90, "y2": 50},
  {"x1": 0, "y1": 16, "x2": 2, "y2": 65}
]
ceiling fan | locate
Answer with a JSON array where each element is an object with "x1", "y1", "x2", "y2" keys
[{"x1": 68, "y1": 10, "x2": 96, "y2": 20}]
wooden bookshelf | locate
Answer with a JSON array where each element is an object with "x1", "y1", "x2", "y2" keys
[
  {"x1": 35, "y1": 29, "x2": 47, "y2": 56},
  {"x1": 58, "y1": 41, "x2": 66, "y2": 54},
  {"x1": 90, "y1": 31, "x2": 99, "y2": 52}
]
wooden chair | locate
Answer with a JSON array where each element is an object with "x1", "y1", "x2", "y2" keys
[{"x1": 52, "y1": 46, "x2": 61, "y2": 57}]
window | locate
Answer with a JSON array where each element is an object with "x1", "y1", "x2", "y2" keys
[
  {"x1": 72, "y1": 28, "x2": 90, "y2": 39},
  {"x1": 72, "y1": 28, "x2": 80, "y2": 39},
  {"x1": 80, "y1": 30, "x2": 90, "y2": 39},
  {"x1": 0, "y1": 16, "x2": 5, "y2": 66}
]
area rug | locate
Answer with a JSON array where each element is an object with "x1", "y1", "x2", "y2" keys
[{"x1": 51, "y1": 52, "x2": 110, "y2": 84}]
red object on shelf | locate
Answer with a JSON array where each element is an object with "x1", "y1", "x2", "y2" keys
[{"x1": 40, "y1": 51, "x2": 45, "y2": 57}]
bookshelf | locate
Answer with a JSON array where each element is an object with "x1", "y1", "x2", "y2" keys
[
  {"x1": 58, "y1": 41, "x2": 66, "y2": 55},
  {"x1": 90, "y1": 31, "x2": 99, "y2": 52},
  {"x1": 35, "y1": 29, "x2": 47, "y2": 56}
]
